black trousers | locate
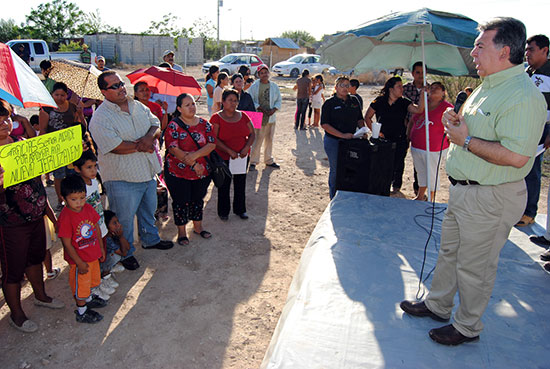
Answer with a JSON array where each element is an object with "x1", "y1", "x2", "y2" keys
[
  {"x1": 295, "y1": 98, "x2": 309, "y2": 129},
  {"x1": 391, "y1": 138, "x2": 409, "y2": 190},
  {"x1": 217, "y1": 159, "x2": 247, "y2": 217},
  {"x1": 164, "y1": 170, "x2": 211, "y2": 225}
]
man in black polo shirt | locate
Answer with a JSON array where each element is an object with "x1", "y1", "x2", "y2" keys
[{"x1": 321, "y1": 76, "x2": 365, "y2": 199}]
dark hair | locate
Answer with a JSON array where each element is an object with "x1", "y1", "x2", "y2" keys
[
  {"x1": 159, "y1": 62, "x2": 171, "y2": 68},
  {"x1": 39, "y1": 60, "x2": 51, "y2": 71},
  {"x1": 314, "y1": 74, "x2": 325, "y2": 88},
  {"x1": 379, "y1": 76, "x2": 402, "y2": 97},
  {"x1": 0, "y1": 99, "x2": 12, "y2": 117},
  {"x1": 73, "y1": 149, "x2": 97, "y2": 169},
  {"x1": 411, "y1": 61, "x2": 424, "y2": 72},
  {"x1": 231, "y1": 73, "x2": 244, "y2": 84},
  {"x1": 216, "y1": 72, "x2": 228, "y2": 87},
  {"x1": 238, "y1": 65, "x2": 250, "y2": 76},
  {"x1": 245, "y1": 77, "x2": 254, "y2": 84},
  {"x1": 479, "y1": 17, "x2": 526, "y2": 65},
  {"x1": 350, "y1": 79, "x2": 360, "y2": 89},
  {"x1": 133, "y1": 81, "x2": 148, "y2": 98},
  {"x1": 527, "y1": 34, "x2": 550, "y2": 56},
  {"x1": 301, "y1": 70, "x2": 309, "y2": 77},
  {"x1": 222, "y1": 88, "x2": 239, "y2": 102},
  {"x1": 173, "y1": 93, "x2": 193, "y2": 117},
  {"x1": 464, "y1": 87, "x2": 474, "y2": 93},
  {"x1": 430, "y1": 81, "x2": 446, "y2": 91},
  {"x1": 104, "y1": 210, "x2": 116, "y2": 228},
  {"x1": 52, "y1": 82, "x2": 68, "y2": 94},
  {"x1": 60, "y1": 175, "x2": 86, "y2": 197},
  {"x1": 206, "y1": 65, "x2": 220, "y2": 81},
  {"x1": 30, "y1": 114, "x2": 39, "y2": 125},
  {"x1": 98, "y1": 70, "x2": 118, "y2": 90}
]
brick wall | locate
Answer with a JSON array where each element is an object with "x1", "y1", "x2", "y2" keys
[{"x1": 84, "y1": 34, "x2": 204, "y2": 66}]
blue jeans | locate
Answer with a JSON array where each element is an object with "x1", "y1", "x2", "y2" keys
[
  {"x1": 324, "y1": 135, "x2": 340, "y2": 199},
  {"x1": 524, "y1": 153, "x2": 543, "y2": 217},
  {"x1": 104, "y1": 179, "x2": 161, "y2": 257}
]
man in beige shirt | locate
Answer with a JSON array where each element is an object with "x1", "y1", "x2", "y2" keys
[{"x1": 89, "y1": 71, "x2": 173, "y2": 271}]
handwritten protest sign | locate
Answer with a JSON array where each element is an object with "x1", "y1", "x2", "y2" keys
[
  {"x1": 0, "y1": 125, "x2": 82, "y2": 187},
  {"x1": 243, "y1": 111, "x2": 264, "y2": 129}
]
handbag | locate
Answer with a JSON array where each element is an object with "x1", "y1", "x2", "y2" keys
[{"x1": 173, "y1": 117, "x2": 232, "y2": 188}]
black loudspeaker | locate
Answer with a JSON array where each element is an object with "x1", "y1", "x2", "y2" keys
[{"x1": 336, "y1": 138, "x2": 396, "y2": 196}]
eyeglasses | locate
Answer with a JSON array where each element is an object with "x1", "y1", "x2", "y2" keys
[{"x1": 104, "y1": 81, "x2": 125, "y2": 90}]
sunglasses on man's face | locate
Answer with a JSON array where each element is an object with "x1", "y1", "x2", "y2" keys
[{"x1": 104, "y1": 81, "x2": 125, "y2": 90}]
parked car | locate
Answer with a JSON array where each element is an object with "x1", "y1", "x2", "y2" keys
[
  {"x1": 201, "y1": 53, "x2": 264, "y2": 75},
  {"x1": 6, "y1": 39, "x2": 97, "y2": 72},
  {"x1": 273, "y1": 54, "x2": 334, "y2": 78}
]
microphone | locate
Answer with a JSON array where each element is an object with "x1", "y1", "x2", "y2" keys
[{"x1": 453, "y1": 91, "x2": 468, "y2": 114}]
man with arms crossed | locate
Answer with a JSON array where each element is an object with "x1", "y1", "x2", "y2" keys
[{"x1": 400, "y1": 18, "x2": 546, "y2": 345}]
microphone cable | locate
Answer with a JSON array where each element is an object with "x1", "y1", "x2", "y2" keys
[{"x1": 414, "y1": 130, "x2": 448, "y2": 300}]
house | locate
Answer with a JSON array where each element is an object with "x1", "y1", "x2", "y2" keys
[{"x1": 261, "y1": 38, "x2": 307, "y2": 67}]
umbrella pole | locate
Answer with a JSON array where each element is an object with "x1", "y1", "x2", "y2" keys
[{"x1": 421, "y1": 29, "x2": 431, "y2": 199}]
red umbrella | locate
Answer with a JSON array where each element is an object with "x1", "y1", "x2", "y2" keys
[
  {"x1": 0, "y1": 42, "x2": 56, "y2": 108},
  {"x1": 126, "y1": 66, "x2": 202, "y2": 97}
]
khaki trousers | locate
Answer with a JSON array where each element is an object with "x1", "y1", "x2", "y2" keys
[
  {"x1": 250, "y1": 123, "x2": 275, "y2": 165},
  {"x1": 425, "y1": 180, "x2": 526, "y2": 337}
]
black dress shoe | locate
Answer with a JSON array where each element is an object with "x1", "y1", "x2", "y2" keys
[
  {"x1": 120, "y1": 256, "x2": 140, "y2": 270},
  {"x1": 219, "y1": 215, "x2": 229, "y2": 221},
  {"x1": 530, "y1": 235, "x2": 550, "y2": 247},
  {"x1": 237, "y1": 213, "x2": 249, "y2": 220},
  {"x1": 400, "y1": 300, "x2": 449, "y2": 322},
  {"x1": 142, "y1": 240, "x2": 174, "y2": 250},
  {"x1": 429, "y1": 324, "x2": 479, "y2": 346}
]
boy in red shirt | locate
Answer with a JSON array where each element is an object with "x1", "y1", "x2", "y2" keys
[{"x1": 57, "y1": 175, "x2": 107, "y2": 323}]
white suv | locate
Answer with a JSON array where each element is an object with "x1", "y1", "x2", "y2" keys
[
  {"x1": 272, "y1": 54, "x2": 333, "y2": 78},
  {"x1": 201, "y1": 53, "x2": 264, "y2": 75}
]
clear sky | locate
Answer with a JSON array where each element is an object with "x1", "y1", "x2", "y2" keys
[{"x1": 4, "y1": 0, "x2": 549, "y2": 42}]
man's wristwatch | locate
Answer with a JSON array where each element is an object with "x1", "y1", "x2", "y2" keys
[{"x1": 463, "y1": 136, "x2": 472, "y2": 151}]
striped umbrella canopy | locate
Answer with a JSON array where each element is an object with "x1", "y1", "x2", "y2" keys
[
  {"x1": 0, "y1": 42, "x2": 57, "y2": 108},
  {"x1": 320, "y1": 8, "x2": 479, "y2": 76}
]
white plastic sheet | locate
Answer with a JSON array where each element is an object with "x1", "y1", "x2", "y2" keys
[{"x1": 261, "y1": 191, "x2": 550, "y2": 369}]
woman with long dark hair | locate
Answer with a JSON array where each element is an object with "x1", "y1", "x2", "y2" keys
[
  {"x1": 164, "y1": 94, "x2": 216, "y2": 245},
  {"x1": 365, "y1": 76, "x2": 425, "y2": 193},
  {"x1": 231, "y1": 73, "x2": 255, "y2": 112},
  {"x1": 205, "y1": 66, "x2": 220, "y2": 115},
  {"x1": 212, "y1": 72, "x2": 229, "y2": 114}
]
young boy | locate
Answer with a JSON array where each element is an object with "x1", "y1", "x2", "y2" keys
[
  {"x1": 73, "y1": 151, "x2": 118, "y2": 295},
  {"x1": 57, "y1": 175, "x2": 107, "y2": 323},
  {"x1": 349, "y1": 79, "x2": 363, "y2": 111}
]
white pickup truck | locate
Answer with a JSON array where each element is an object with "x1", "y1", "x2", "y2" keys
[{"x1": 6, "y1": 39, "x2": 97, "y2": 72}]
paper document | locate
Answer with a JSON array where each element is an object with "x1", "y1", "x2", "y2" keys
[
  {"x1": 536, "y1": 144, "x2": 546, "y2": 157},
  {"x1": 229, "y1": 156, "x2": 248, "y2": 175},
  {"x1": 353, "y1": 126, "x2": 370, "y2": 138}
]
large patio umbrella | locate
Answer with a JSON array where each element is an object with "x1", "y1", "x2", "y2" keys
[
  {"x1": 49, "y1": 59, "x2": 104, "y2": 101},
  {"x1": 320, "y1": 8, "x2": 479, "y2": 195},
  {"x1": 0, "y1": 42, "x2": 57, "y2": 108},
  {"x1": 126, "y1": 66, "x2": 202, "y2": 97}
]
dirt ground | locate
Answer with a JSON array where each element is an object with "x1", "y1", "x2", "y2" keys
[{"x1": 1, "y1": 66, "x2": 548, "y2": 369}]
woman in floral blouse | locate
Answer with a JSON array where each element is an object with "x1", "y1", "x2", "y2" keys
[{"x1": 164, "y1": 94, "x2": 216, "y2": 245}]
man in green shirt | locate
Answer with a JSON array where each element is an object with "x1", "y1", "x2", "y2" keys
[
  {"x1": 400, "y1": 18, "x2": 546, "y2": 346},
  {"x1": 39, "y1": 60, "x2": 55, "y2": 93},
  {"x1": 80, "y1": 44, "x2": 91, "y2": 64}
]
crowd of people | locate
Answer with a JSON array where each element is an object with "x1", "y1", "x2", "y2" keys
[{"x1": 1, "y1": 20, "x2": 550, "y2": 348}]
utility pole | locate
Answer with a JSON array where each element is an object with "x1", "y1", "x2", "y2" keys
[{"x1": 217, "y1": 0, "x2": 222, "y2": 46}]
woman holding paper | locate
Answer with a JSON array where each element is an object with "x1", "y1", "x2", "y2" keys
[
  {"x1": 0, "y1": 99, "x2": 64, "y2": 333},
  {"x1": 210, "y1": 89, "x2": 255, "y2": 221}
]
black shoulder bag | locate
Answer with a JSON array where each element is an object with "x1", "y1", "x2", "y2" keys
[{"x1": 173, "y1": 117, "x2": 231, "y2": 188}]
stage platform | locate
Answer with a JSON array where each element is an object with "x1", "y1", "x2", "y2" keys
[{"x1": 261, "y1": 191, "x2": 550, "y2": 369}]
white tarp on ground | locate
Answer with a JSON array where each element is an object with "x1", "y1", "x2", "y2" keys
[{"x1": 261, "y1": 191, "x2": 550, "y2": 369}]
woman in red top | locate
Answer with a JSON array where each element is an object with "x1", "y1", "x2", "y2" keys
[
  {"x1": 164, "y1": 94, "x2": 216, "y2": 245},
  {"x1": 134, "y1": 82, "x2": 168, "y2": 131},
  {"x1": 211, "y1": 89, "x2": 255, "y2": 220},
  {"x1": 409, "y1": 82, "x2": 453, "y2": 201}
]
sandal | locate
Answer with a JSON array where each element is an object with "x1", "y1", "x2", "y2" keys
[
  {"x1": 177, "y1": 236, "x2": 190, "y2": 246},
  {"x1": 46, "y1": 268, "x2": 61, "y2": 280},
  {"x1": 193, "y1": 230, "x2": 212, "y2": 239}
]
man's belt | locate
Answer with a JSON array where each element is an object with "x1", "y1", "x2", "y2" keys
[{"x1": 448, "y1": 176, "x2": 480, "y2": 186}]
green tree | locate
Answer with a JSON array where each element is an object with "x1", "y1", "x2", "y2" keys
[
  {"x1": 81, "y1": 9, "x2": 122, "y2": 34},
  {"x1": 25, "y1": 0, "x2": 89, "y2": 41},
  {"x1": 281, "y1": 30, "x2": 316, "y2": 48},
  {"x1": 0, "y1": 18, "x2": 26, "y2": 43}
]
